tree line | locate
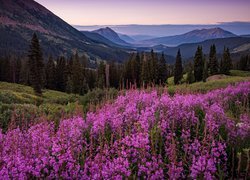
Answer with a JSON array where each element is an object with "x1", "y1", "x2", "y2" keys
[
  {"x1": 0, "y1": 33, "x2": 247, "y2": 95},
  {"x1": 174, "y1": 44, "x2": 234, "y2": 84}
]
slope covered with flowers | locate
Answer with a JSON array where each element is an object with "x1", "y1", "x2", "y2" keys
[{"x1": 0, "y1": 82, "x2": 249, "y2": 179}]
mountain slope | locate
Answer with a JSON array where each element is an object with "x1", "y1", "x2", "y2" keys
[
  {"x1": 0, "y1": 0, "x2": 129, "y2": 62},
  {"x1": 93, "y1": 27, "x2": 130, "y2": 46},
  {"x1": 138, "y1": 37, "x2": 250, "y2": 60},
  {"x1": 141, "y1": 28, "x2": 237, "y2": 46},
  {"x1": 165, "y1": 37, "x2": 250, "y2": 58}
]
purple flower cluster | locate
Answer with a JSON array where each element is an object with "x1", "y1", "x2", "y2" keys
[{"x1": 0, "y1": 82, "x2": 249, "y2": 179}]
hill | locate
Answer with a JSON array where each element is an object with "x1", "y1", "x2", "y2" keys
[
  {"x1": 93, "y1": 27, "x2": 131, "y2": 46},
  {"x1": 0, "y1": 0, "x2": 129, "y2": 62},
  {"x1": 138, "y1": 37, "x2": 250, "y2": 59},
  {"x1": 141, "y1": 28, "x2": 237, "y2": 46}
]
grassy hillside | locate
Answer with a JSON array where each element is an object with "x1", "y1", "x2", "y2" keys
[
  {"x1": 0, "y1": 82, "x2": 119, "y2": 131},
  {"x1": 0, "y1": 82, "x2": 83, "y2": 131},
  {"x1": 167, "y1": 70, "x2": 250, "y2": 94}
]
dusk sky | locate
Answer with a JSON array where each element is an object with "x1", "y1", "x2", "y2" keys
[{"x1": 35, "y1": 0, "x2": 250, "y2": 25}]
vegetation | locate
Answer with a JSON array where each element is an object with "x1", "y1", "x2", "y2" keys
[
  {"x1": 0, "y1": 82, "x2": 249, "y2": 178},
  {"x1": 28, "y1": 33, "x2": 44, "y2": 95},
  {"x1": 174, "y1": 49, "x2": 183, "y2": 84}
]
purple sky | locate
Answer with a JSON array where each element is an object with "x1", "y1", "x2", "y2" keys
[{"x1": 35, "y1": 0, "x2": 250, "y2": 25}]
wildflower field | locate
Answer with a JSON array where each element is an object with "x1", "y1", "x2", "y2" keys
[{"x1": 0, "y1": 82, "x2": 249, "y2": 179}]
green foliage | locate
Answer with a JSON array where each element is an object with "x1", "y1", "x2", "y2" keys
[
  {"x1": 0, "y1": 82, "x2": 82, "y2": 130},
  {"x1": 209, "y1": 44, "x2": 218, "y2": 75},
  {"x1": 28, "y1": 33, "x2": 44, "y2": 95},
  {"x1": 202, "y1": 59, "x2": 208, "y2": 82},
  {"x1": 167, "y1": 76, "x2": 250, "y2": 94},
  {"x1": 80, "y1": 88, "x2": 118, "y2": 112},
  {"x1": 194, "y1": 46, "x2": 204, "y2": 82},
  {"x1": 220, "y1": 48, "x2": 232, "y2": 75},
  {"x1": 174, "y1": 49, "x2": 183, "y2": 85},
  {"x1": 230, "y1": 70, "x2": 250, "y2": 77}
]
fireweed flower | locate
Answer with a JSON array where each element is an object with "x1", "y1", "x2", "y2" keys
[{"x1": 0, "y1": 82, "x2": 249, "y2": 178}]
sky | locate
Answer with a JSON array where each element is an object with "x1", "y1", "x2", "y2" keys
[{"x1": 35, "y1": 0, "x2": 250, "y2": 26}]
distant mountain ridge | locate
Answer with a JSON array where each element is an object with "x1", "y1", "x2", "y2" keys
[
  {"x1": 0, "y1": 0, "x2": 129, "y2": 62},
  {"x1": 137, "y1": 37, "x2": 250, "y2": 60},
  {"x1": 141, "y1": 28, "x2": 237, "y2": 46},
  {"x1": 93, "y1": 27, "x2": 130, "y2": 46}
]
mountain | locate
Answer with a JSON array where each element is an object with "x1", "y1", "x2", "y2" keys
[
  {"x1": 81, "y1": 31, "x2": 128, "y2": 48},
  {"x1": 141, "y1": 28, "x2": 237, "y2": 46},
  {"x1": 118, "y1": 33, "x2": 135, "y2": 43},
  {"x1": 138, "y1": 37, "x2": 250, "y2": 60},
  {"x1": 93, "y1": 27, "x2": 130, "y2": 46},
  {"x1": 0, "y1": 0, "x2": 129, "y2": 62}
]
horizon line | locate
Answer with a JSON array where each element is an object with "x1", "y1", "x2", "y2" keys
[{"x1": 72, "y1": 21, "x2": 250, "y2": 27}]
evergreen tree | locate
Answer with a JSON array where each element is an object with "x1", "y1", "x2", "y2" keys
[
  {"x1": 133, "y1": 52, "x2": 141, "y2": 86},
  {"x1": 174, "y1": 49, "x2": 183, "y2": 85},
  {"x1": 55, "y1": 56, "x2": 67, "y2": 92},
  {"x1": 19, "y1": 59, "x2": 30, "y2": 85},
  {"x1": 28, "y1": 33, "x2": 44, "y2": 95},
  {"x1": 158, "y1": 53, "x2": 168, "y2": 85},
  {"x1": 149, "y1": 50, "x2": 158, "y2": 83},
  {"x1": 203, "y1": 59, "x2": 208, "y2": 82},
  {"x1": 209, "y1": 44, "x2": 218, "y2": 75},
  {"x1": 220, "y1": 48, "x2": 232, "y2": 75},
  {"x1": 186, "y1": 63, "x2": 195, "y2": 84},
  {"x1": 72, "y1": 52, "x2": 84, "y2": 94},
  {"x1": 238, "y1": 55, "x2": 250, "y2": 71},
  {"x1": 45, "y1": 56, "x2": 56, "y2": 90},
  {"x1": 97, "y1": 61, "x2": 106, "y2": 88},
  {"x1": 194, "y1": 46, "x2": 204, "y2": 82},
  {"x1": 141, "y1": 53, "x2": 150, "y2": 86}
]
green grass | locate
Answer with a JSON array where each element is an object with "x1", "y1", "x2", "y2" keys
[
  {"x1": 166, "y1": 70, "x2": 250, "y2": 95},
  {"x1": 230, "y1": 70, "x2": 250, "y2": 77},
  {"x1": 0, "y1": 82, "x2": 83, "y2": 131}
]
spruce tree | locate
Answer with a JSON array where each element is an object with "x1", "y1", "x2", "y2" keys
[
  {"x1": 45, "y1": 56, "x2": 56, "y2": 90},
  {"x1": 209, "y1": 44, "x2": 218, "y2": 75},
  {"x1": 174, "y1": 49, "x2": 183, "y2": 85},
  {"x1": 158, "y1": 53, "x2": 168, "y2": 85},
  {"x1": 141, "y1": 53, "x2": 150, "y2": 86},
  {"x1": 72, "y1": 52, "x2": 83, "y2": 94},
  {"x1": 97, "y1": 61, "x2": 106, "y2": 88},
  {"x1": 55, "y1": 57, "x2": 67, "y2": 92},
  {"x1": 186, "y1": 62, "x2": 195, "y2": 84},
  {"x1": 194, "y1": 46, "x2": 204, "y2": 82},
  {"x1": 203, "y1": 59, "x2": 208, "y2": 82},
  {"x1": 28, "y1": 33, "x2": 44, "y2": 95},
  {"x1": 221, "y1": 48, "x2": 232, "y2": 75}
]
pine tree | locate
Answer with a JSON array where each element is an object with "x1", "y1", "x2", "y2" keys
[
  {"x1": 72, "y1": 52, "x2": 83, "y2": 94},
  {"x1": 97, "y1": 61, "x2": 106, "y2": 88},
  {"x1": 45, "y1": 56, "x2": 56, "y2": 90},
  {"x1": 55, "y1": 56, "x2": 67, "y2": 92},
  {"x1": 186, "y1": 62, "x2": 195, "y2": 84},
  {"x1": 149, "y1": 50, "x2": 158, "y2": 83},
  {"x1": 209, "y1": 44, "x2": 218, "y2": 75},
  {"x1": 194, "y1": 46, "x2": 204, "y2": 82},
  {"x1": 28, "y1": 33, "x2": 44, "y2": 95},
  {"x1": 158, "y1": 53, "x2": 168, "y2": 85},
  {"x1": 141, "y1": 53, "x2": 150, "y2": 86},
  {"x1": 19, "y1": 59, "x2": 30, "y2": 85},
  {"x1": 174, "y1": 49, "x2": 183, "y2": 85},
  {"x1": 203, "y1": 59, "x2": 208, "y2": 82},
  {"x1": 220, "y1": 48, "x2": 232, "y2": 75},
  {"x1": 133, "y1": 52, "x2": 141, "y2": 86}
]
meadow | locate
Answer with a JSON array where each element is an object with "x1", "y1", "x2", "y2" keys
[{"x1": 0, "y1": 71, "x2": 249, "y2": 179}]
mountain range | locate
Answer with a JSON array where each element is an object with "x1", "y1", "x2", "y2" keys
[
  {"x1": 140, "y1": 28, "x2": 237, "y2": 46},
  {"x1": 0, "y1": 0, "x2": 249, "y2": 64},
  {"x1": 0, "y1": 0, "x2": 129, "y2": 62}
]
